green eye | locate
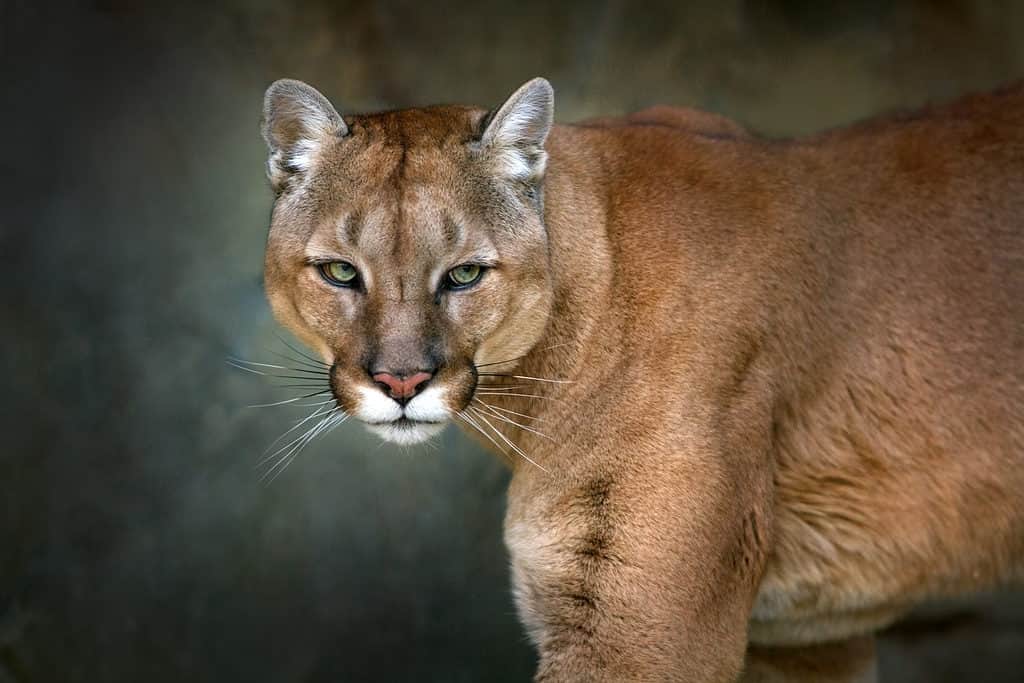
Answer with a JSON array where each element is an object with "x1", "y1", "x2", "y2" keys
[
  {"x1": 447, "y1": 264, "x2": 483, "y2": 288},
  {"x1": 319, "y1": 261, "x2": 359, "y2": 286}
]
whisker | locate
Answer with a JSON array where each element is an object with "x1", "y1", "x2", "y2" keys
[
  {"x1": 257, "y1": 404, "x2": 337, "y2": 468},
  {"x1": 247, "y1": 390, "x2": 332, "y2": 408},
  {"x1": 271, "y1": 412, "x2": 349, "y2": 482},
  {"x1": 457, "y1": 411, "x2": 514, "y2": 466},
  {"x1": 473, "y1": 343, "x2": 572, "y2": 369},
  {"x1": 468, "y1": 408, "x2": 549, "y2": 474},
  {"x1": 227, "y1": 360, "x2": 330, "y2": 390},
  {"x1": 322, "y1": 412, "x2": 349, "y2": 437},
  {"x1": 228, "y1": 357, "x2": 329, "y2": 379},
  {"x1": 472, "y1": 401, "x2": 553, "y2": 440},
  {"x1": 265, "y1": 368, "x2": 331, "y2": 378},
  {"x1": 274, "y1": 331, "x2": 329, "y2": 368},
  {"x1": 228, "y1": 358, "x2": 289, "y2": 371},
  {"x1": 233, "y1": 373, "x2": 332, "y2": 386},
  {"x1": 477, "y1": 373, "x2": 573, "y2": 384},
  {"x1": 259, "y1": 374, "x2": 332, "y2": 382},
  {"x1": 225, "y1": 359, "x2": 266, "y2": 376},
  {"x1": 474, "y1": 392, "x2": 560, "y2": 401},
  {"x1": 265, "y1": 347, "x2": 329, "y2": 372},
  {"x1": 471, "y1": 401, "x2": 545, "y2": 422},
  {"x1": 260, "y1": 409, "x2": 345, "y2": 484},
  {"x1": 263, "y1": 400, "x2": 339, "y2": 454}
]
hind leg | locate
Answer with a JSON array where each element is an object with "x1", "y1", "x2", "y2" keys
[{"x1": 741, "y1": 636, "x2": 878, "y2": 683}]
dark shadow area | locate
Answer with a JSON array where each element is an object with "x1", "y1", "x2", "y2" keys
[{"x1": 2, "y1": 1, "x2": 1022, "y2": 680}]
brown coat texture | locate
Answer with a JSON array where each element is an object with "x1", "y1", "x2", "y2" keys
[{"x1": 260, "y1": 78, "x2": 1024, "y2": 681}]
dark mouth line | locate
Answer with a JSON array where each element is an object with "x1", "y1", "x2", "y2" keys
[{"x1": 364, "y1": 418, "x2": 446, "y2": 427}]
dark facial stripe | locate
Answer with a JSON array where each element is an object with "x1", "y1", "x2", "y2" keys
[
  {"x1": 441, "y1": 214, "x2": 463, "y2": 248},
  {"x1": 342, "y1": 209, "x2": 364, "y2": 246}
]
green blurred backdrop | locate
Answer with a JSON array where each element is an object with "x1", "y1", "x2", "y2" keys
[{"x1": 2, "y1": 1, "x2": 1023, "y2": 681}]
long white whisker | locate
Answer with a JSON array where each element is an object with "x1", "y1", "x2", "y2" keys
[
  {"x1": 263, "y1": 400, "x2": 338, "y2": 454},
  {"x1": 260, "y1": 418, "x2": 326, "y2": 481},
  {"x1": 248, "y1": 396, "x2": 306, "y2": 408},
  {"x1": 261, "y1": 409, "x2": 342, "y2": 484},
  {"x1": 228, "y1": 358, "x2": 288, "y2": 370},
  {"x1": 273, "y1": 332, "x2": 329, "y2": 369},
  {"x1": 474, "y1": 392, "x2": 559, "y2": 401},
  {"x1": 265, "y1": 347, "x2": 329, "y2": 372},
  {"x1": 268, "y1": 412, "x2": 350, "y2": 484},
  {"x1": 472, "y1": 401, "x2": 552, "y2": 440},
  {"x1": 457, "y1": 411, "x2": 512, "y2": 463},
  {"x1": 473, "y1": 342, "x2": 572, "y2": 369},
  {"x1": 469, "y1": 408, "x2": 549, "y2": 474},
  {"x1": 247, "y1": 390, "x2": 332, "y2": 408},
  {"x1": 228, "y1": 358, "x2": 328, "y2": 381},
  {"x1": 257, "y1": 404, "x2": 338, "y2": 468},
  {"x1": 506, "y1": 375, "x2": 572, "y2": 384},
  {"x1": 473, "y1": 401, "x2": 545, "y2": 422},
  {"x1": 226, "y1": 359, "x2": 266, "y2": 376}
]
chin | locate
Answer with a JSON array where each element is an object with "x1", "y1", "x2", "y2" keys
[{"x1": 365, "y1": 419, "x2": 447, "y2": 446}]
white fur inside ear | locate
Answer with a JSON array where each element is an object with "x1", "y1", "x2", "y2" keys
[
  {"x1": 267, "y1": 137, "x2": 324, "y2": 188},
  {"x1": 481, "y1": 77, "x2": 554, "y2": 182},
  {"x1": 492, "y1": 145, "x2": 548, "y2": 181},
  {"x1": 287, "y1": 138, "x2": 323, "y2": 172}
]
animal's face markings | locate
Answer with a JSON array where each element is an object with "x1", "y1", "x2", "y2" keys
[{"x1": 262, "y1": 79, "x2": 556, "y2": 444}]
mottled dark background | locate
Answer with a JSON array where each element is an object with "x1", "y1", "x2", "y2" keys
[{"x1": 2, "y1": 1, "x2": 1023, "y2": 681}]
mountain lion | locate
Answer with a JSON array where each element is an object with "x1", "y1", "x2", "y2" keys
[{"x1": 258, "y1": 77, "x2": 1024, "y2": 681}]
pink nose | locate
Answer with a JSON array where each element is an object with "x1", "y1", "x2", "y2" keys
[{"x1": 372, "y1": 371, "x2": 433, "y2": 403}]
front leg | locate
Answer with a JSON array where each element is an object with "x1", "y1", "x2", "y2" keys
[{"x1": 506, "y1": 439, "x2": 773, "y2": 682}]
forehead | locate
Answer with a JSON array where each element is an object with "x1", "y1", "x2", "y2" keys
[
  {"x1": 348, "y1": 105, "x2": 484, "y2": 146},
  {"x1": 303, "y1": 105, "x2": 497, "y2": 261}
]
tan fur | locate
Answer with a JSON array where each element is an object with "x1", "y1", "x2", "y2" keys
[{"x1": 260, "y1": 78, "x2": 1024, "y2": 681}]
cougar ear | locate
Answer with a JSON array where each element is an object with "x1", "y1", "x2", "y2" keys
[
  {"x1": 261, "y1": 79, "x2": 347, "y2": 192},
  {"x1": 479, "y1": 77, "x2": 554, "y2": 184}
]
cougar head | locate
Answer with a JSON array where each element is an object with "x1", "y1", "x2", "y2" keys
[{"x1": 260, "y1": 78, "x2": 555, "y2": 445}]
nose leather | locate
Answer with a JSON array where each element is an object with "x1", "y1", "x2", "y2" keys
[{"x1": 372, "y1": 371, "x2": 433, "y2": 402}]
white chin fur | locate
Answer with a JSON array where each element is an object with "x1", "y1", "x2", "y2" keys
[{"x1": 366, "y1": 421, "x2": 446, "y2": 446}]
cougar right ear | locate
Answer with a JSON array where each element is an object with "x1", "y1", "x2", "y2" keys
[{"x1": 261, "y1": 79, "x2": 347, "y2": 193}]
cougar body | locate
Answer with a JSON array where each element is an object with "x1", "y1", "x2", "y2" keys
[{"x1": 260, "y1": 78, "x2": 1024, "y2": 681}]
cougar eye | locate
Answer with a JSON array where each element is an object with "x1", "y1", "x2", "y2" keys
[
  {"x1": 446, "y1": 264, "x2": 484, "y2": 288},
  {"x1": 318, "y1": 261, "x2": 360, "y2": 287}
]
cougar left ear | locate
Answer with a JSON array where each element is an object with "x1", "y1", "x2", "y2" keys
[
  {"x1": 478, "y1": 77, "x2": 554, "y2": 184},
  {"x1": 261, "y1": 79, "x2": 347, "y2": 193}
]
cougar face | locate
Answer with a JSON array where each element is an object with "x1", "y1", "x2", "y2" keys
[{"x1": 261, "y1": 79, "x2": 555, "y2": 445}]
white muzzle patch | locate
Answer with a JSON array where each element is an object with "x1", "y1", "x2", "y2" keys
[{"x1": 356, "y1": 385, "x2": 450, "y2": 446}]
